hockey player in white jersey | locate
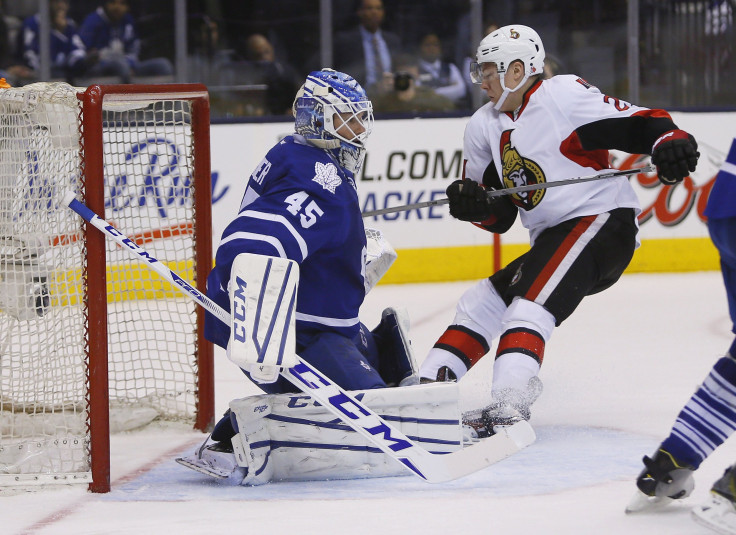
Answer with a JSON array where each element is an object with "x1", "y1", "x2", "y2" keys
[
  {"x1": 419, "y1": 25, "x2": 700, "y2": 437},
  {"x1": 177, "y1": 69, "x2": 423, "y2": 482}
]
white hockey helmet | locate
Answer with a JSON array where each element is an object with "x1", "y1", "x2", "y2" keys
[
  {"x1": 470, "y1": 25, "x2": 545, "y2": 110},
  {"x1": 471, "y1": 24, "x2": 545, "y2": 80}
]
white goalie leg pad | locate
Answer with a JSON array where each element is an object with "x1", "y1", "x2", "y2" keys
[
  {"x1": 364, "y1": 228, "x2": 397, "y2": 294},
  {"x1": 228, "y1": 253, "x2": 299, "y2": 383},
  {"x1": 229, "y1": 398, "x2": 274, "y2": 486},
  {"x1": 229, "y1": 382, "x2": 462, "y2": 484}
]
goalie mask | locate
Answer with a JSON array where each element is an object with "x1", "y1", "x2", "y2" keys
[
  {"x1": 470, "y1": 25, "x2": 545, "y2": 111},
  {"x1": 293, "y1": 69, "x2": 374, "y2": 174}
]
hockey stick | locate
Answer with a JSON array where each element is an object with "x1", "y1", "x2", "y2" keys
[
  {"x1": 362, "y1": 164, "x2": 655, "y2": 218},
  {"x1": 62, "y1": 192, "x2": 535, "y2": 483}
]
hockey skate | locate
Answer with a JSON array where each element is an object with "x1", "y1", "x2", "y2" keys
[
  {"x1": 463, "y1": 403, "x2": 527, "y2": 440},
  {"x1": 692, "y1": 464, "x2": 736, "y2": 534},
  {"x1": 176, "y1": 438, "x2": 245, "y2": 481},
  {"x1": 420, "y1": 365, "x2": 457, "y2": 384},
  {"x1": 625, "y1": 449, "x2": 695, "y2": 513},
  {"x1": 462, "y1": 377, "x2": 542, "y2": 440}
]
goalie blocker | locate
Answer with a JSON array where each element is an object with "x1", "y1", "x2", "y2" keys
[
  {"x1": 228, "y1": 253, "x2": 299, "y2": 383},
  {"x1": 226, "y1": 229, "x2": 413, "y2": 389},
  {"x1": 226, "y1": 227, "x2": 398, "y2": 384}
]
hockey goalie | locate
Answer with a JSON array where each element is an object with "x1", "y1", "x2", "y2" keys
[{"x1": 177, "y1": 69, "x2": 487, "y2": 484}]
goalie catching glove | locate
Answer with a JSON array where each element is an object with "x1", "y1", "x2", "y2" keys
[
  {"x1": 446, "y1": 179, "x2": 498, "y2": 222},
  {"x1": 651, "y1": 129, "x2": 699, "y2": 185}
]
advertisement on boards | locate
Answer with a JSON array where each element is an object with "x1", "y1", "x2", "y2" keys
[{"x1": 209, "y1": 112, "x2": 734, "y2": 275}]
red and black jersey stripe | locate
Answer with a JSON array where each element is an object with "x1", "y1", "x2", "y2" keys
[
  {"x1": 433, "y1": 325, "x2": 490, "y2": 369},
  {"x1": 496, "y1": 327, "x2": 545, "y2": 365}
]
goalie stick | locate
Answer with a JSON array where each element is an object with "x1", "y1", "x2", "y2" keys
[
  {"x1": 63, "y1": 192, "x2": 535, "y2": 483},
  {"x1": 362, "y1": 164, "x2": 655, "y2": 218}
]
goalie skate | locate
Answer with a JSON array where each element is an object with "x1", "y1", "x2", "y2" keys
[{"x1": 176, "y1": 441, "x2": 244, "y2": 480}]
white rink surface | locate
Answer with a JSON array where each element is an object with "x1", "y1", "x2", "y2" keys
[{"x1": 5, "y1": 271, "x2": 735, "y2": 535}]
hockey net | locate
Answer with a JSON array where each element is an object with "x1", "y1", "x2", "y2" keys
[{"x1": 0, "y1": 82, "x2": 213, "y2": 492}]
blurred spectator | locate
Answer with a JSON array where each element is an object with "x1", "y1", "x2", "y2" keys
[
  {"x1": 241, "y1": 33, "x2": 300, "y2": 116},
  {"x1": 78, "y1": 0, "x2": 173, "y2": 83},
  {"x1": 459, "y1": 21, "x2": 500, "y2": 105},
  {"x1": 389, "y1": 0, "x2": 466, "y2": 64},
  {"x1": 705, "y1": 0, "x2": 733, "y2": 36},
  {"x1": 21, "y1": 0, "x2": 88, "y2": 82},
  {"x1": 372, "y1": 53, "x2": 455, "y2": 114},
  {"x1": 188, "y1": 15, "x2": 234, "y2": 86},
  {"x1": 416, "y1": 32, "x2": 467, "y2": 106},
  {"x1": 211, "y1": 33, "x2": 301, "y2": 118},
  {"x1": 704, "y1": 0, "x2": 733, "y2": 101},
  {"x1": 543, "y1": 53, "x2": 565, "y2": 79},
  {"x1": 333, "y1": 0, "x2": 402, "y2": 95},
  {"x1": 0, "y1": 0, "x2": 33, "y2": 85}
]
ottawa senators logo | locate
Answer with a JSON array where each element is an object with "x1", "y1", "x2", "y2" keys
[
  {"x1": 509, "y1": 29, "x2": 520, "y2": 39},
  {"x1": 500, "y1": 130, "x2": 546, "y2": 210}
]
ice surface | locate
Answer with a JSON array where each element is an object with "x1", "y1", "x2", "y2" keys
[{"x1": 5, "y1": 272, "x2": 733, "y2": 535}]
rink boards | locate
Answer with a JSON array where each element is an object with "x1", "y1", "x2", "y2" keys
[{"x1": 207, "y1": 111, "x2": 733, "y2": 283}]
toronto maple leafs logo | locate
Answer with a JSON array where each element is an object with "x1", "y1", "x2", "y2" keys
[{"x1": 313, "y1": 162, "x2": 342, "y2": 193}]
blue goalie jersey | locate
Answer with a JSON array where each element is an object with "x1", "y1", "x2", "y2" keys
[{"x1": 205, "y1": 135, "x2": 367, "y2": 350}]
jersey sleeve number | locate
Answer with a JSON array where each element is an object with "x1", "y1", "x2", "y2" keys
[
  {"x1": 603, "y1": 95, "x2": 631, "y2": 112},
  {"x1": 284, "y1": 191, "x2": 324, "y2": 228}
]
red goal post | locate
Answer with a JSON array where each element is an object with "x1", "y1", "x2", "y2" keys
[{"x1": 0, "y1": 83, "x2": 214, "y2": 493}]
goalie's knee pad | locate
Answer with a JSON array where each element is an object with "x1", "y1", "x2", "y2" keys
[
  {"x1": 370, "y1": 307, "x2": 419, "y2": 387},
  {"x1": 301, "y1": 330, "x2": 386, "y2": 390}
]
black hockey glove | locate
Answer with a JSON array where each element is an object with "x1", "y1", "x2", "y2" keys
[
  {"x1": 446, "y1": 179, "x2": 495, "y2": 221},
  {"x1": 651, "y1": 129, "x2": 699, "y2": 185}
]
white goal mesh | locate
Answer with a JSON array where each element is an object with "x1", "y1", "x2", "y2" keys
[{"x1": 0, "y1": 82, "x2": 212, "y2": 490}]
